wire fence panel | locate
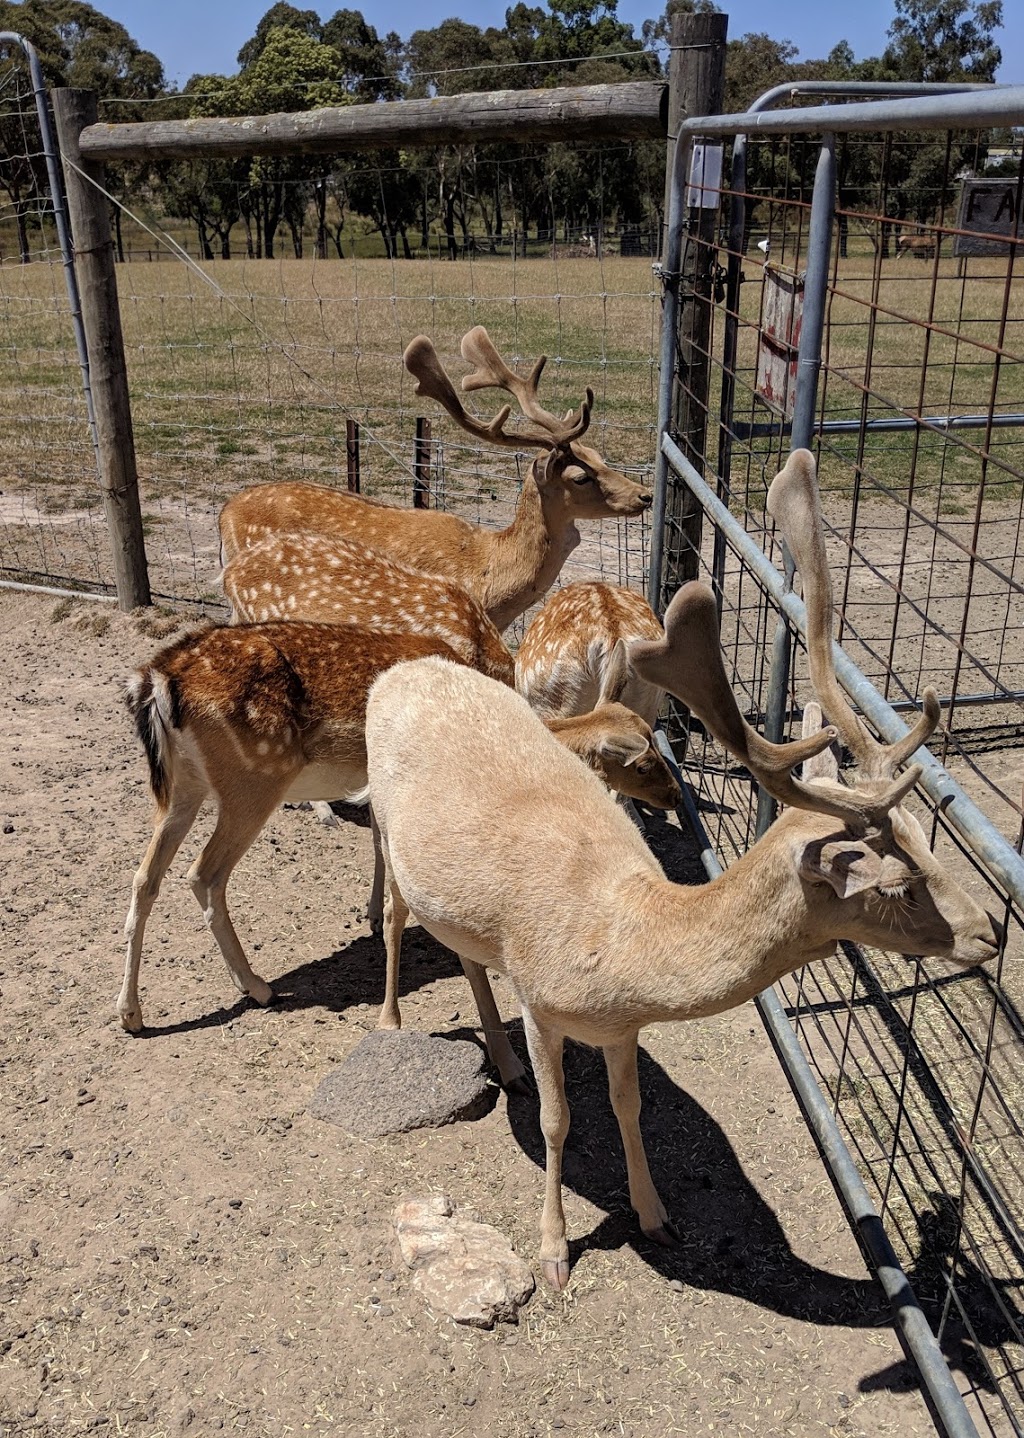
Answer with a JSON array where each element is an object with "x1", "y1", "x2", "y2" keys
[
  {"x1": 0, "y1": 137, "x2": 662, "y2": 620},
  {"x1": 0, "y1": 52, "x2": 107, "y2": 596},
  {"x1": 659, "y1": 107, "x2": 1024, "y2": 1437}
]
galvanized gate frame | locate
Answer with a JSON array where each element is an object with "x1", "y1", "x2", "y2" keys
[{"x1": 651, "y1": 82, "x2": 1024, "y2": 1438}]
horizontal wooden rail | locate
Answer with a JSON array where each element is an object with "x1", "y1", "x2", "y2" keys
[{"x1": 78, "y1": 82, "x2": 668, "y2": 161}]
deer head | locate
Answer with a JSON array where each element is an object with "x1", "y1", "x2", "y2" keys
[
  {"x1": 404, "y1": 328, "x2": 651, "y2": 518},
  {"x1": 628, "y1": 453, "x2": 1001, "y2": 968}
]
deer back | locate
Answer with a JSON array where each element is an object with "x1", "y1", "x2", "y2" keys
[
  {"x1": 517, "y1": 582, "x2": 665, "y2": 728},
  {"x1": 222, "y1": 532, "x2": 514, "y2": 687}
]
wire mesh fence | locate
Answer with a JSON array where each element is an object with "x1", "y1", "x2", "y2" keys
[
  {"x1": 0, "y1": 46, "x2": 100, "y2": 596},
  {"x1": 0, "y1": 109, "x2": 662, "y2": 620},
  {"x1": 659, "y1": 111, "x2": 1024, "y2": 1436}
]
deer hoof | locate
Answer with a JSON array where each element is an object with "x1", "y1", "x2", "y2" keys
[
  {"x1": 541, "y1": 1258, "x2": 571, "y2": 1291},
  {"x1": 247, "y1": 977, "x2": 274, "y2": 1007},
  {"x1": 504, "y1": 1072, "x2": 534, "y2": 1098},
  {"x1": 642, "y1": 1221, "x2": 681, "y2": 1248},
  {"x1": 119, "y1": 1005, "x2": 144, "y2": 1034}
]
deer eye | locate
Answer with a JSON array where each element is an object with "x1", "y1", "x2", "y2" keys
[{"x1": 568, "y1": 469, "x2": 594, "y2": 485}]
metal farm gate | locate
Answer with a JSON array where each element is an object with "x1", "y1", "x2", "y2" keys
[{"x1": 652, "y1": 84, "x2": 1024, "y2": 1438}]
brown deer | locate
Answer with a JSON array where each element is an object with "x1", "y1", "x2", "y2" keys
[
  {"x1": 218, "y1": 327, "x2": 651, "y2": 632},
  {"x1": 364, "y1": 449, "x2": 1000, "y2": 1289},
  {"x1": 516, "y1": 581, "x2": 665, "y2": 729},
  {"x1": 121, "y1": 623, "x2": 679, "y2": 1034}
]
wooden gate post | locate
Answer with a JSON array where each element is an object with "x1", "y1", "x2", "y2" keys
[
  {"x1": 51, "y1": 87, "x2": 150, "y2": 610},
  {"x1": 661, "y1": 12, "x2": 728, "y2": 592}
]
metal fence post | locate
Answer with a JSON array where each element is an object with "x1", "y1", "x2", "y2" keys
[
  {"x1": 51, "y1": 87, "x2": 150, "y2": 611},
  {"x1": 346, "y1": 419, "x2": 360, "y2": 493}
]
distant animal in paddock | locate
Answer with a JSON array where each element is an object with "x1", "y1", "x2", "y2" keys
[
  {"x1": 896, "y1": 232, "x2": 938, "y2": 260},
  {"x1": 365, "y1": 448, "x2": 1000, "y2": 1289},
  {"x1": 218, "y1": 327, "x2": 651, "y2": 633},
  {"x1": 516, "y1": 581, "x2": 665, "y2": 730},
  {"x1": 121, "y1": 622, "x2": 679, "y2": 1033}
]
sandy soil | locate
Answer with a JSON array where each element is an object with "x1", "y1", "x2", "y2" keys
[{"x1": 0, "y1": 588, "x2": 955, "y2": 1438}]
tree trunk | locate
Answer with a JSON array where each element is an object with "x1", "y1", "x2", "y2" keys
[
  {"x1": 399, "y1": 223, "x2": 412, "y2": 260},
  {"x1": 315, "y1": 184, "x2": 328, "y2": 259}
]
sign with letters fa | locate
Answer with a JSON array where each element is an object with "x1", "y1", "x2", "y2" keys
[{"x1": 953, "y1": 179, "x2": 1022, "y2": 257}]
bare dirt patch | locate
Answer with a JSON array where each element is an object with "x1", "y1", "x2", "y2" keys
[{"x1": 1, "y1": 589, "x2": 952, "y2": 1437}]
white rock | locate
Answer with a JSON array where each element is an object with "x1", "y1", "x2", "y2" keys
[{"x1": 393, "y1": 1194, "x2": 535, "y2": 1328}]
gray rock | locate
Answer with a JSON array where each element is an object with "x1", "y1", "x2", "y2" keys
[
  {"x1": 308, "y1": 1030, "x2": 491, "y2": 1137},
  {"x1": 393, "y1": 1194, "x2": 535, "y2": 1328}
]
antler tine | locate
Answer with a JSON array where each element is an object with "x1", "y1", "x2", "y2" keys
[
  {"x1": 403, "y1": 336, "x2": 551, "y2": 452},
  {"x1": 766, "y1": 449, "x2": 940, "y2": 780},
  {"x1": 460, "y1": 325, "x2": 592, "y2": 448},
  {"x1": 628, "y1": 582, "x2": 878, "y2": 829}
]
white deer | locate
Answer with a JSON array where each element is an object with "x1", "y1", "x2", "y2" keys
[
  {"x1": 364, "y1": 449, "x2": 1000, "y2": 1289},
  {"x1": 218, "y1": 327, "x2": 651, "y2": 633}
]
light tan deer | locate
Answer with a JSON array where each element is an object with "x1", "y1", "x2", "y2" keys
[
  {"x1": 516, "y1": 581, "x2": 665, "y2": 728},
  {"x1": 121, "y1": 622, "x2": 679, "y2": 1034},
  {"x1": 218, "y1": 327, "x2": 651, "y2": 632},
  {"x1": 364, "y1": 448, "x2": 1000, "y2": 1289}
]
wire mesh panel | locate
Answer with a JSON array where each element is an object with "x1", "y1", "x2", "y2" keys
[
  {"x1": 660, "y1": 111, "x2": 1024, "y2": 1436},
  {"x1": 0, "y1": 140, "x2": 662, "y2": 617},
  {"x1": 0, "y1": 48, "x2": 105, "y2": 595}
]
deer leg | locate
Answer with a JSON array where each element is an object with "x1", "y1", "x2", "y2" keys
[
  {"x1": 458, "y1": 958, "x2": 529, "y2": 1093},
  {"x1": 120, "y1": 782, "x2": 205, "y2": 1033},
  {"x1": 603, "y1": 1034, "x2": 677, "y2": 1246},
  {"x1": 522, "y1": 1006, "x2": 571, "y2": 1290},
  {"x1": 367, "y1": 806, "x2": 385, "y2": 936},
  {"x1": 186, "y1": 786, "x2": 287, "y2": 1009},
  {"x1": 310, "y1": 800, "x2": 341, "y2": 828},
  {"x1": 378, "y1": 869, "x2": 409, "y2": 1031}
]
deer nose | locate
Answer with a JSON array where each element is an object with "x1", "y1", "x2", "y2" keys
[{"x1": 639, "y1": 490, "x2": 653, "y2": 508}]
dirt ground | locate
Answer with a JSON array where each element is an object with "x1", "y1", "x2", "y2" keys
[{"x1": 0, "y1": 587, "x2": 961, "y2": 1438}]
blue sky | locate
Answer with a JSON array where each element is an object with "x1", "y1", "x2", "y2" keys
[{"x1": 98, "y1": 0, "x2": 1021, "y2": 90}]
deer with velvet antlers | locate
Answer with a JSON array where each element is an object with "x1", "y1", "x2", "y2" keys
[
  {"x1": 364, "y1": 448, "x2": 1000, "y2": 1290},
  {"x1": 218, "y1": 327, "x2": 651, "y2": 632}
]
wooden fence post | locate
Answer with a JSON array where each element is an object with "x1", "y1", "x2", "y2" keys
[
  {"x1": 346, "y1": 419, "x2": 360, "y2": 493},
  {"x1": 413, "y1": 418, "x2": 432, "y2": 508},
  {"x1": 51, "y1": 87, "x2": 150, "y2": 610},
  {"x1": 661, "y1": 12, "x2": 728, "y2": 591}
]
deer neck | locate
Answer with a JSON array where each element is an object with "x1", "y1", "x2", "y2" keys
[
  {"x1": 613, "y1": 838, "x2": 831, "y2": 1023},
  {"x1": 485, "y1": 472, "x2": 579, "y2": 631}
]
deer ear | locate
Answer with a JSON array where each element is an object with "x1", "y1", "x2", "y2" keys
[
  {"x1": 798, "y1": 838, "x2": 883, "y2": 898},
  {"x1": 801, "y1": 701, "x2": 840, "y2": 782},
  {"x1": 597, "y1": 639, "x2": 630, "y2": 707},
  {"x1": 534, "y1": 451, "x2": 565, "y2": 490},
  {"x1": 598, "y1": 730, "x2": 650, "y2": 767}
]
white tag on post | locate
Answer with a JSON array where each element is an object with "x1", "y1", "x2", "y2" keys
[{"x1": 686, "y1": 142, "x2": 723, "y2": 209}]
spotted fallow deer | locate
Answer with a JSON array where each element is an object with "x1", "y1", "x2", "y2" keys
[
  {"x1": 121, "y1": 621, "x2": 679, "y2": 1033},
  {"x1": 217, "y1": 327, "x2": 651, "y2": 633},
  {"x1": 364, "y1": 448, "x2": 1000, "y2": 1289},
  {"x1": 515, "y1": 581, "x2": 665, "y2": 729},
  {"x1": 221, "y1": 532, "x2": 680, "y2": 822}
]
